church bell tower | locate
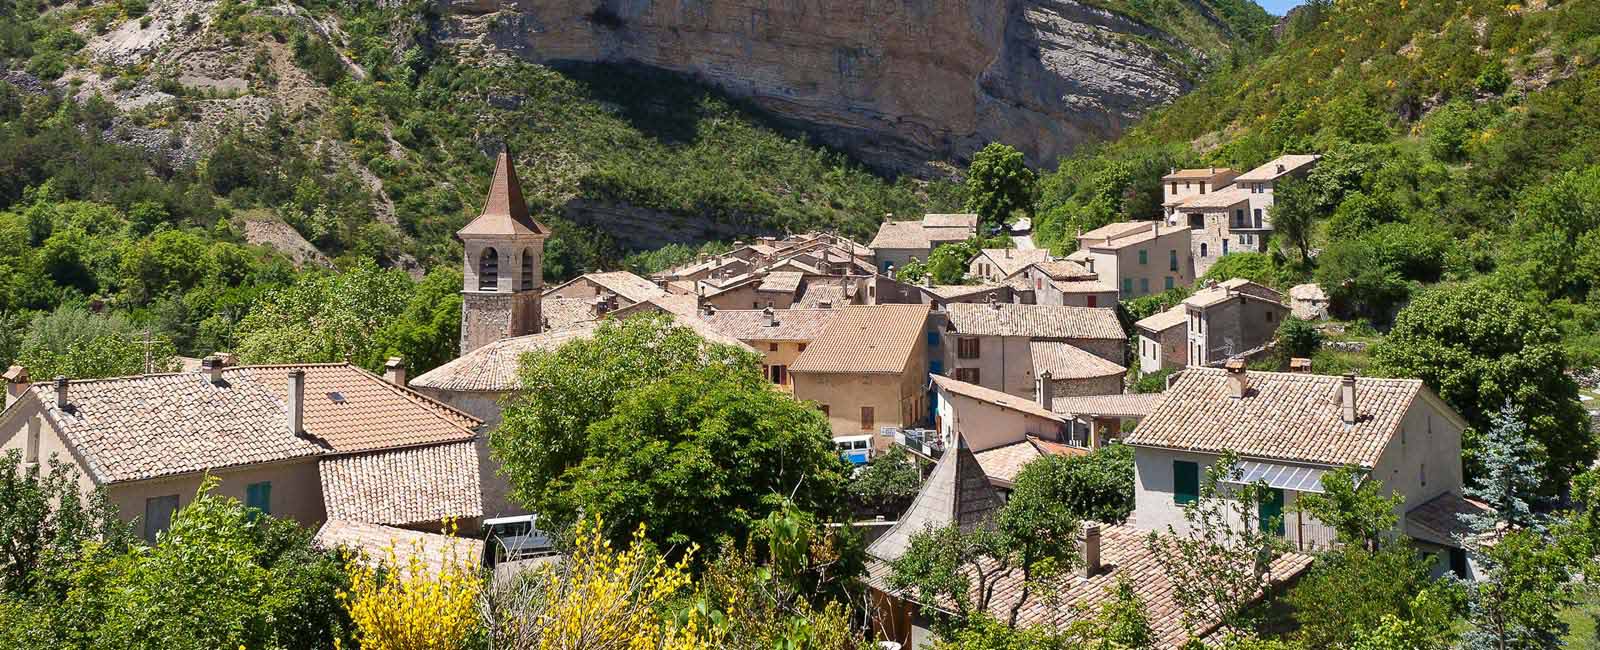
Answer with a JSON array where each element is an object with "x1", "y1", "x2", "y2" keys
[{"x1": 458, "y1": 147, "x2": 548, "y2": 355}]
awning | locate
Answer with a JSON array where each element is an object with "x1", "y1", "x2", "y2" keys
[{"x1": 1223, "y1": 460, "x2": 1330, "y2": 493}]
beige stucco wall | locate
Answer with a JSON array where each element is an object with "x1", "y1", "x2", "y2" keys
[
  {"x1": 1131, "y1": 446, "x2": 1336, "y2": 548},
  {"x1": 933, "y1": 388, "x2": 1064, "y2": 453},
  {"x1": 0, "y1": 395, "x2": 96, "y2": 495},
  {"x1": 106, "y1": 458, "x2": 326, "y2": 539},
  {"x1": 945, "y1": 335, "x2": 1033, "y2": 397},
  {"x1": 794, "y1": 372, "x2": 918, "y2": 450},
  {"x1": 1081, "y1": 230, "x2": 1192, "y2": 299},
  {"x1": 751, "y1": 340, "x2": 809, "y2": 391}
]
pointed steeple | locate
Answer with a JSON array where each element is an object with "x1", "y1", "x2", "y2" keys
[
  {"x1": 865, "y1": 434, "x2": 1004, "y2": 562},
  {"x1": 458, "y1": 146, "x2": 549, "y2": 238}
]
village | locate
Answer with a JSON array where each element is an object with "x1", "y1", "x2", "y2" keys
[{"x1": 0, "y1": 150, "x2": 1502, "y2": 648}]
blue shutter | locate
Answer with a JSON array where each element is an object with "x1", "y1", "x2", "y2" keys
[{"x1": 246, "y1": 482, "x2": 272, "y2": 515}]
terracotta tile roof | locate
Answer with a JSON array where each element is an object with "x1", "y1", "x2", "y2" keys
[
  {"x1": 923, "y1": 213, "x2": 980, "y2": 229},
  {"x1": 946, "y1": 303, "x2": 1125, "y2": 340},
  {"x1": 1028, "y1": 259, "x2": 1097, "y2": 280},
  {"x1": 1234, "y1": 154, "x2": 1320, "y2": 182},
  {"x1": 866, "y1": 438, "x2": 1003, "y2": 562},
  {"x1": 870, "y1": 525, "x2": 1313, "y2": 649},
  {"x1": 1184, "y1": 279, "x2": 1283, "y2": 309},
  {"x1": 1135, "y1": 305, "x2": 1188, "y2": 333},
  {"x1": 26, "y1": 371, "x2": 324, "y2": 484},
  {"x1": 790, "y1": 304, "x2": 931, "y2": 374},
  {"x1": 1125, "y1": 368, "x2": 1429, "y2": 467},
  {"x1": 1162, "y1": 167, "x2": 1236, "y2": 181},
  {"x1": 925, "y1": 284, "x2": 1006, "y2": 300},
  {"x1": 976, "y1": 249, "x2": 1050, "y2": 277},
  {"x1": 320, "y1": 441, "x2": 483, "y2": 527},
  {"x1": 411, "y1": 326, "x2": 598, "y2": 393},
  {"x1": 1052, "y1": 279, "x2": 1118, "y2": 294},
  {"x1": 757, "y1": 271, "x2": 804, "y2": 294},
  {"x1": 973, "y1": 437, "x2": 1088, "y2": 485},
  {"x1": 245, "y1": 364, "x2": 479, "y2": 454},
  {"x1": 1050, "y1": 392, "x2": 1167, "y2": 419},
  {"x1": 1078, "y1": 221, "x2": 1151, "y2": 242},
  {"x1": 931, "y1": 374, "x2": 1065, "y2": 423},
  {"x1": 794, "y1": 280, "x2": 854, "y2": 308},
  {"x1": 315, "y1": 520, "x2": 485, "y2": 575},
  {"x1": 1030, "y1": 341, "x2": 1126, "y2": 379},
  {"x1": 1405, "y1": 492, "x2": 1493, "y2": 547},
  {"x1": 697, "y1": 308, "x2": 841, "y2": 341},
  {"x1": 868, "y1": 220, "x2": 931, "y2": 250},
  {"x1": 1176, "y1": 187, "x2": 1251, "y2": 211},
  {"x1": 545, "y1": 271, "x2": 666, "y2": 304},
  {"x1": 541, "y1": 297, "x2": 599, "y2": 332},
  {"x1": 1079, "y1": 221, "x2": 1186, "y2": 251},
  {"x1": 457, "y1": 149, "x2": 549, "y2": 238}
]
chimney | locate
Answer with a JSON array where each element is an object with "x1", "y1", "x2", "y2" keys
[
  {"x1": 763, "y1": 306, "x2": 778, "y2": 327},
  {"x1": 1340, "y1": 373, "x2": 1358, "y2": 424},
  {"x1": 702, "y1": 304, "x2": 717, "y2": 316},
  {"x1": 1276, "y1": 163, "x2": 1286, "y2": 174},
  {"x1": 385, "y1": 357, "x2": 406, "y2": 387},
  {"x1": 1225, "y1": 359, "x2": 1249, "y2": 398},
  {"x1": 1004, "y1": 249, "x2": 1012, "y2": 259},
  {"x1": 202, "y1": 355, "x2": 225, "y2": 385},
  {"x1": 53, "y1": 376, "x2": 68, "y2": 411},
  {"x1": 1081, "y1": 522, "x2": 1102, "y2": 577},
  {"x1": 1035, "y1": 370, "x2": 1053, "y2": 410},
  {"x1": 4, "y1": 366, "x2": 28, "y2": 409},
  {"x1": 287, "y1": 370, "x2": 305, "y2": 436},
  {"x1": 1289, "y1": 357, "x2": 1312, "y2": 373},
  {"x1": 818, "y1": 300, "x2": 833, "y2": 309}
]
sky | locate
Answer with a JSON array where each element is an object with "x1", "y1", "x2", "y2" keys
[{"x1": 1257, "y1": 0, "x2": 1304, "y2": 16}]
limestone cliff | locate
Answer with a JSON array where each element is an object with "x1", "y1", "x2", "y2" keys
[{"x1": 437, "y1": 0, "x2": 1226, "y2": 171}]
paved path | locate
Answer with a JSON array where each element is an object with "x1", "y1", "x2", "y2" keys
[{"x1": 1012, "y1": 234, "x2": 1036, "y2": 250}]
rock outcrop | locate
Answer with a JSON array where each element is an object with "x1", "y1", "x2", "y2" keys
[{"x1": 436, "y1": 0, "x2": 1210, "y2": 171}]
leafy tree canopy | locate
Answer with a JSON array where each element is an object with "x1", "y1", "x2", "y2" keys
[{"x1": 965, "y1": 143, "x2": 1037, "y2": 232}]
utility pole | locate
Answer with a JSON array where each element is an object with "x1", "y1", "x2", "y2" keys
[{"x1": 143, "y1": 329, "x2": 152, "y2": 374}]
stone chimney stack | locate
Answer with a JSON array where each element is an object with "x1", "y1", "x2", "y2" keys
[
  {"x1": 287, "y1": 370, "x2": 305, "y2": 437},
  {"x1": 1081, "y1": 522, "x2": 1103, "y2": 577},
  {"x1": 53, "y1": 376, "x2": 68, "y2": 411},
  {"x1": 763, "y1": 306, "x2": 778, "y2": 327},
  {"x1": 202, "y1": 355, "x2": 225, "y2": 385},
  {"x1": 385, "y1": 357, "x2": 406, "y2": 387},
  {"x1": 1035, "y1": 370, "x2": 1053, "y2": 410},
  {"x1": 1289, "y1": 357, "x2": 1312, "y2": 373},
  {"x1": 1225, "y1": 359, "x2": 1249, "y2": 398},
  {"x1": 4, "y1": 366, "x2": 29, "y2": 409},
  {"x1": 1340, "y1": 373, "x2": 1358, "y2": 424}
]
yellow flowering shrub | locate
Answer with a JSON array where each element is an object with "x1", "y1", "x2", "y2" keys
[
  {"x1": 482, "y1": 516, "x2": 716, "y2": 650},
  {"x1": 337, "y1": 522, "x2": 485, "y2": 650}
]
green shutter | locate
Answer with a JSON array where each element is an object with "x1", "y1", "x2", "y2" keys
[
  {"x1": 1259, "y1": 488, "x2": 1285, "y2": 536},
  {"x1": 246, "y1": 482, "x2": 272, "y2": 515},
  {"x1": 1174, "y1": 461, "x2": 1199, "y2": 505}
]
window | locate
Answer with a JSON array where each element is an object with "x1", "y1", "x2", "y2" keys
[
  {"x1": 1253, "y1": 208, "x2": 1263, "y2": 227},
  {"x1": 799, "y1": 343, "x2": 808, "y2": 352},
  {"x1": 1421, "y1": 463, "x2": 1427, "y2": 487},
  {"x1": 1086, "y1": 295, "x2": 1097, "y2": 308},
  {"x1": 25, "y1": 417, "x2": 39, "y2": 465},
  {"x1": 1169, "y1": 250, "x2": 1178, "y2": 272},
  {"x1": 144, "y1": 495, "x2": 180, "y2": 543},
  {"x1": 860, "y1": 407, "x2": 875, "y2": 431},
  {"x1": 1234, "y1": 209, "x2": 1245, "y2": 228},
  {"x1": 1139, "y1": 250, "x2": 1148, "y2": 265},
  {"x1": 1139, "y1": 278, "x2": 1149, "y2": 295},
  {"x1": 520, "y1": 248, "x2": 535, "y2": 291},
  {"x1": 1174, "y1": 461, "x2": 1199, "y2": 504},
  {"x1": 1185, "y1": 181, "x2": 1191, "y2": 190},
  {"x1": 477, "y1": 247, "x2": 499, "y2": 291},
  {"x1": 769, "y1": 342, "x2": 779, "y2": 352},
  {"x1": 1222, "y1": 240, "x2": 1230, "y2": 255},
  {"x1": 1169, "y1": 182, "x2": 1177, "y2": 194},
  {"x1": 1165, "y1": 276, "x2": 1174, "y2": 290},
  {"x1": 926, "y1": 331, "x2": 939, "y2": 347},
  {"x1": 770, "y1": 365, "x2": 788, "y2": 385},
  {"x1": 246, "y1": 481, "x2": 272, "y2": 515},
  {"x1": 1265, "y1": 311, "x2": 1275, "y2": 323},
  {"x1": 955, "y1": 367, "x2": 981, "y2": 384},
  {"x1": 1121, "y1": 278, "x2": 1133, "y2": 296},
  {"x1": 1200, "y1": 243, "x2": 1208, "y2": 257},
  {"x1": 957, "y1": 337, "x2": 981, "y2": 359},
  {"x1": 1199, "y1": 183, "x2": 1207, "y2": 194},
  {"x1": 753, "y1": 302, "x2": 760, "y2": 309}
]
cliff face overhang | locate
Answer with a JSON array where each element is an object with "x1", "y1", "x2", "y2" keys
[{"x1": 436, "y1": 0, "x2": 1204, "y2": 172}]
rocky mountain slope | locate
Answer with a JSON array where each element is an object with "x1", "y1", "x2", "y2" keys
[{"x1": 439, "y1": 0, "x2": 1270, "y2": 171}]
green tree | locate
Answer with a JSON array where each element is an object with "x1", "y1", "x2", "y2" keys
[
  {"x1": 849, "y1": 446, "x2": 921, "y2": 517},
  {"x1": 1009, "y1": 444, "x2": 1135, "y2": 525},
  {"x1": 0, "y1": 451, "x2": 131, "y2": 598},
  {"x1": 494, "y1": 315, "x2": 850, "y2": 552},
  {"x1": 1287, "y1": 542, "x2": 1459, "y2": 650},
  {"x1": 366, "y1": 266, "x2": 463, "y2": 375},
  {"x1": 15, "y1": 306, "x2": 179, "y2": 379},
  {"x1": 234, "y1": 259, "x2": 411, "y2": 372},
  {"x1": 1371, "y1": 283, "x2": 1593, "y2": 494},
  {"x1": 1293, "y1": 466, "x2": 1401, "y2": 549},
  {"x1": 965, "y1": 143, "x2": 1037, "y2": 231},
  {"x1": 1270, "y1": 179, "x2": 1318, "y2": 263},
  {"x1": 1273, "y1": 317, "x2": 1323, "y2": 361}
]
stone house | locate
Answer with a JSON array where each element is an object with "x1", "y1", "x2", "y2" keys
[
  {"x1": 0, "y1": 360, "x2": 485, "y2": 541},
  {"x1": 968, "y1": 248, "x2": 1050, "y2": 282},
  {"x1": 1161, "y1": 167, "x2": 1239, "y2": 218},
  {"x1": 941, "y1": 302, "x2": 1126, "y2": 400},
  {"x1": 540, "y1": 270, "x2": 668, "y2": 331},
  {"x1": 867, "y1": 213, "x2": 979, "y2": 273},
  {"x1": 1171, "y1": 187, "x2": 1264, "y2": 277},
  {"x1": 790, "y1": 304, "x2": 933, "y2": 450},
  {"x1": 459, "y1": 150, "x2": 549, "y2": 355},
  {"x1": 1126, "y1": 364, "x2": 1483, "y2": 574},
  {"x1": 1134, "y1": 305, "x2": 1189, "y2": 376},
  {"x1": 693, "y1": 307, "x2": 842, "y2": 391},
  {"x1": 1232, "y1": 154, "x2": 1321, "y2": 232},
  {"x1": 1048, "y1": 392, "x2": 1166, "y2": 450},
  {"x1": 1006, "y1": 260, "x2": 1118, "y2": 307},
  {"x1": 1183, "y1": 279, "x2": 1288, "y2": 367},
  {"x1": 1289, "y1": 283, "x2": 1330, "y2": 320},
  {"x1": 1068, "y1": 221, "x2": 1192, "y2": 299}
]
